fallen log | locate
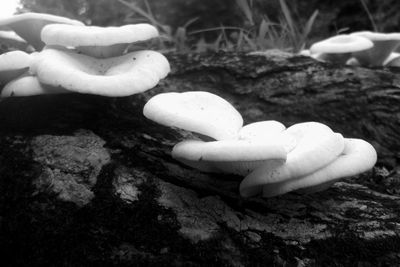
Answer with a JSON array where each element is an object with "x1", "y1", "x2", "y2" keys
[{"x1": 0, "y1": 50, "x2": 399, "y2": 266}]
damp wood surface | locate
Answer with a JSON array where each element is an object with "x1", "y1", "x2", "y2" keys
[{"x1": 0, "y1": 50, "x2": 399, "y2": 266}]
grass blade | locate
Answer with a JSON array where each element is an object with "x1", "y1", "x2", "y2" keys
[
  {"x1": 359, "y1": 0, "x2": 378, "y2": 31},
  {"x1": 236, "y1": 0, "x2": 254, "y2": 25}
]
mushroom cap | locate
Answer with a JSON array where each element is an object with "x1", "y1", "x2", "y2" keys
[
  {"x1": 238, "y1": 120, "x2": 286, "y2": 141},
  {"x1": 171, "y1": 137, "x2": 294, "y2": 176},
  {"x1": 30, "y1": 48, "x2": 170, "y2": 97},
  {"x1": 143, "y1": 91, "x2": 243, "y2": 140},
  {"x1": 261, "y1": 138, "x2": 377, "y2": 197},
  {"x1": 351, "y1": 31, "x2": 400, "y2": 41},
  {"x1": 41, "y1": 23, "x2": 158, "y2": 47},
  {"x1": 350, "y1": 31, "x2": 400, "y2": 66},
  {"x1": 0, "y1": 12, "x2": 84, "y2": 50},
  {"x1": 345, "y1": 57, "x2": 361, "y2": 66},
  {"x1": 310, "y1": 34, "x2": 373, "y2": 54},
  {"x1": 239, "y1": 122, "x2": 345, "y2": 197},
  {"x1": 172, "y1": 138, "x2": 292, "y2": 162},
  {"x1": 41, "y1": 23, "x2": 159, "y2": 58},
  {"x1": 0, "y1": 50, "x2": 32, "y2": 84},
  {"x1": 1, "y1": 75, "x2": 69, "y2": 97}
]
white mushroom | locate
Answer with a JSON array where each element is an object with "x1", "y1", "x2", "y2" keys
[
  {"x1": 261, "y1": 138, "x2": 377, "y2": 197},
  {"x1": 143, "y1": 91, "x2": 243, "y2": 140},
  {"x1": 0, "y1": 50, "x2": 32, "y2": 85},
  {"x1": 30, "y1": 48, "x2": 170, "y2": 97},
  {"x1": 0, "y1": 12, "x2": 84, "y2": 50},
  {"x1": 350, "y1": 31, "x2": 400, "y2": 66},
  {"x1": 238, "y1": 120, "x2": 286, "y2": 141},
  {"x1": 310, "y1": 34, "x2": 373, "y2": 64},
  {"x1": 41, "y1": 23, "x2": 159, "y2": 58},
  {"x1": 1, "y1": 75, "x2": 69, "y2": 97},
  {"x1": 298, "y1": 49, "x2": 311, "y2": 57},
  {"x1": 240, "y1": 122, "x2": 345, "y2": 197},
  {"x1": 171, "y1": 136, "x2": 295, "y2": 176}
]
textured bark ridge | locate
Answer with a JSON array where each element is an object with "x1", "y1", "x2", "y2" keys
[{"x1": 0, "y1": 51, "x2": 400, "y2": 266}]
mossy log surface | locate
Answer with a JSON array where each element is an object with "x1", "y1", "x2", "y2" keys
[{"x1": 0, "y1": 51, "x2": 400, "y2": 266}]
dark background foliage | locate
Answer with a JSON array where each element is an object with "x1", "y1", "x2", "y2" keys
[
  {"x1": 18, "y1": 1, "x2": 400, "y2": 30},
  {"x1": 17, "y1": 0, "x2": 400, "y2": 51}
]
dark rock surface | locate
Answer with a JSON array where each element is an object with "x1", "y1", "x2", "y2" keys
[{"x1": 0, "y1": 51, "x2": 400, "y2": 266}]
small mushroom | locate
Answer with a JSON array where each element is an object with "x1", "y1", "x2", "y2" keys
[
  {"x1": 240, "y1": 122, "x2": 345, "y2": 197},
  {"x1": 1, "y1": 74, "x2": 69, "y2": 97},
  {"x1": 0, "y1": 50, "x2": 32, "y2": 84},
  {"x1": 298, "y1": 49, "x2": 311, "y2": 57},
  {"x1": 41, "y1": 23, "x2": 159, "y2": 58},
  {"x1": 143, "y1": 91, "x2": 243, "y2": 140},
  {"x1": 261, "y1": 138, "x2": 377, "y2": 197},
  {"x1": 350, "y1": 31, "x2": 400, "y2": 66},
  {"x1": 0, "y1": 12, "x2": 84, "y2": 50},
  {"x1": 309, "y1": 34, "x2": 373, "y2": 64},
  {"x1": 30, "y1": 48, "x2": 170, "y2": 97},
  {"x1": 171, "y1": 136, "x2": 295, "y2": 176}
]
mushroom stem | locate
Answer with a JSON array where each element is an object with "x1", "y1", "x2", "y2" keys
[
  {"x1": 313, "y1": 52, "x2": 352, "y2": 64},
  {"x1": 76, "y1": 43, "x2": 129, "y2": 58},
  {"x1": 352, "y1": 40, "x2": 400, "y2": 66}
]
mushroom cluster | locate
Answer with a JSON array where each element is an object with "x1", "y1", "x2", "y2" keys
[
  {"x1": 0, "y1": 12, "x2": 170, "y2": 97},
  {"x1": 143, "y1": 91, "x2": 377, "y2": 198},
  {"x1": 303, "y1": 31, "x2": 400, "y2": 67}
]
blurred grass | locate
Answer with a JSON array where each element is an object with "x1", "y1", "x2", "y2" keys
[
  {"x1": 20, "y1": 0, "x2": 397, "y2": 54},
  {"x1": 119, "y1": 0, "x2": 318, "y2": 53}
]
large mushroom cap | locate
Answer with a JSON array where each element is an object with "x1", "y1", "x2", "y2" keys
[
  {"x1": 261, "y1": 138, "x2": 377, "y2": 197},
  {"x1": 0, "y1": 50, "x2": 32, "y2": 84},
  {"x1": 143, "y1": 91, "x2": 243, "y2": 141},
  {"x1": 309, "y1": 34, "x2": 373, "y2": 63},
  {"x1": 30, "y1": 48, "x2": 170, "y2": 97},
  {"x1": 240, "y1": 122, "x2": 345, "y2": 197},
  {"x1": 0, "y1": 12, "x2": 84, "y2": 50},
  {"x1": 41, "y1": 23, "x2": 159, "y2": 58},
  {"x1": 350, "y1": 31, "x2": 400, "y2": 66},
  {"x1": 310, "y1": 34, "x2": 373, "y2": 54},
  {"x1": 172, "y1": 137, "x2": 294, "y2": 176}
]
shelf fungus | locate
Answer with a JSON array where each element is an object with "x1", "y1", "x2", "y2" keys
[
  {"x1": 0, "y1": 50, "x2": 32, "y2": 85},
  {"x1": 350, "y1": 31, "x2": 400, "y2": 66},
  {"x1": 143, "y1": 91, "x2": 244, "y2": 141},
  {"x1": 309, "y1": 34, "x2": 373, "y2": 64},
  {"x1": 261, "y1": 138, "x2": 377, "y2": 197},
  {"x1": 0, "y1": 12, "x2": 169, "y2": 98},
  {"x1": 144, "y1": 91, "x2": 377, "y2": 198},
  {"x1": 30, "y1": 48, "x2": 170, "y2": 97},
  {"x1": 41, "y1": 23, "x2": 159, "y2": 58},
  {"x1": 240, "y1": 122, "x2": 346, "y2": 197},
  {"x1": 307, "y1": 31, "x2": 400, "y2": 67},
  {"x1": 0, "y1": 12, "x2": 84, "y2": 51}
]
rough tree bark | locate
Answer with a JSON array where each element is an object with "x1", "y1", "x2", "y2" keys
[{"x1": 0, "y1": 50, "x2": 399, "y2": 266}]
